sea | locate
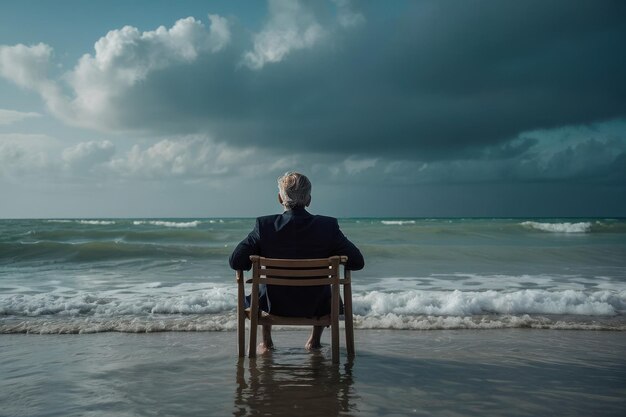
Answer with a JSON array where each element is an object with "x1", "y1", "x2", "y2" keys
[
  {"x1": 2, "y1": 217, "x2": 626, "y2": 417},
  {"x1": 1, "y1": 217, "x2": 625, "y2": 333}
]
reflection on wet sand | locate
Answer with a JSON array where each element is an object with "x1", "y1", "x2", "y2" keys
[{"x1": 234, "y1": 352, "x2": 356, "y2": 417}]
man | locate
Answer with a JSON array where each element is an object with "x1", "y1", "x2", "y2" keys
[{"x1": 229, "y1": 172, "x2": 364, "y2": 353}]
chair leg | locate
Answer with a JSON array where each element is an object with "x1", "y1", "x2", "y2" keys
[
  {"x1": 237, "y1": 312, "x2": 245, "y2": 357},
  {"x1": 249, "y1": 282, "x2": 260, "y2": 358},
  {"x1": 331, "y1": 283, "x2": 340, "y2": 364},
  {"x1": 248, "y1": 320, "x2": 257, "y2": 358},
  {"x1": 331, "y1": 325, "x2": 339, "y2": 364},
  {"x1": 344, "y1": 282, "x2": 355, "y2": 357},
  {"x1": 237, "y1": 272, "x2": 246, "y2": 357}
]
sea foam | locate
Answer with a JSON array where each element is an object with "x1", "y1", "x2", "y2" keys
[
  {"x1": 521, "y1": 221, "x2": 592, "y2": 233},
  {"x1": 0, "y1": 285, "x2": 236, "y2": 317},
  {"x1": 2, "y1": 287, "x2": 624, "y2": 320},
  {"x1": 45, "y1": 219, "x2": 116, "y2": 225},
  {"x1": 353, "y1": 289, "x2": 625, "y2": 317},
  {"x1": 381, "y1": 220, "x2": 416, "y2": 225},
  {"x1": 2, "y1": 312, "x2": 625, "y2": 334},
  {"x1": 133, "y1": 220, "x2": 200, "y2": 228}
]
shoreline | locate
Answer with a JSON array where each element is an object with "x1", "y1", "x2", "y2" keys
[{"x1": 3, "y1": 312, "x2": 626, "y2": 334}]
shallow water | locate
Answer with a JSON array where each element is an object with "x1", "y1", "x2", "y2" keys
[
  {"x1": 2, "y1": 330, "x2": 625, "y2": 417},
  {"x1": 2, "y1": 218, "x2": 626, "y2": 415}
]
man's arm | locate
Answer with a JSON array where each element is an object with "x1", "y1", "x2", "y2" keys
[
  {"x1": 331, "y1": 220, "x2": 364, "y2": 271},
  {"x1": 228, "y1": 219, "x2": 261, "y2": 271}
]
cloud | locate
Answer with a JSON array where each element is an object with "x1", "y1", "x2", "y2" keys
[
  {"x1": 1, "y1": 119, "x2": 624, "y2": 195},
  {"x1": 0, "y1": 133, "x2": 59, "y2": 177},
  {"x1": 0, "y1": 14, "x2": 230, "y2": 129},
  {"x1": 0, "y1": 43, "x2": 63, "y2": 112},
  {"x1": 0, "y1": 43, "x2": 53, "y2": 89},
  {"x1": 0, "y1": 134, "x2": 259, "y2": 182},
  {"x1": 242, "y1": 0, "x2": 325, "y2": 69},
  {"x1": 341, "y1": 130, "x2": 626, "y2": 186},
  {"x1": 107, "y1": 136, "x2": 257, "y2": 180},
  {"x1": 62, "y1": 140, "x2": 116, "y2": 173},
  {"x1": 0, "y1": 109, "x2": 41, "y2": 125},
  {"x1": 343, "y1": 157, "x2": 377, "y2": 175},
  {"x1": 68, "y1": 15, "x2": 230, "y2": 117},
  {"x1": 0, "y1": 0, "x2": 624, "y2": 185},
  {"x1": 332, "y1": 0, "x2": 365, "y2": 28}
]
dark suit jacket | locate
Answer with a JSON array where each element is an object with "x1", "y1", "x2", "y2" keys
[{"x1": 229, "y1": 207, "x2": 364, "y2": 317}]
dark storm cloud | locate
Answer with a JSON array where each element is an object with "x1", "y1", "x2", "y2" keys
[
  {"x1": 2, "y1": 0, "x2": 624, "y2": 165},
  {"x1": 110, "y1": 0, "x2": 626, "y2": 161}
]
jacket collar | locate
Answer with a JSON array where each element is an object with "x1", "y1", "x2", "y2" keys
[{"x1": 283, "y1": 207, "x2": 310, "y2": 217}]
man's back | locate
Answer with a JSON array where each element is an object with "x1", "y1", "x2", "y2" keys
[{"x1": 229, "y1": 207, "x2": 364, "y2": 317}]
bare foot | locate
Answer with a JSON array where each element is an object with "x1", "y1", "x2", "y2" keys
[
  {"x1": 305, "y1": 325, "x2": 324, "y2": 350},
  {"x1": 257, "y1": 342, "x2": 274, "y2": 355},
  {"x1": 305, "y1": 338, "x2": 322, "y2": 350},
  {"x1": 258, "y1": 325, "x2": 274, "y2": 354}
]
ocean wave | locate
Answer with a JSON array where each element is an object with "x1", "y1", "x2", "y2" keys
[
  {"x1": 133, "y1": 220, "x2": 200, "y2": 228},
  {"x1": 353, "y1": 313, "x2": 626, "y2": 330},
  {"x1": 381, "y1": 220, "x2": 416, "y2": 225},
  {"x1": 521, "y1": 221, "x2": 592, "y2": 233},
  {"x1": 45, "y1": 219, "x2": 116, "y2": 225},
  {"x1": 23, "y1": 228, "x2": 222, "y2": 245},
  {"x1": 0, "y1": 315, "x2": 237, "y2": 334},
  {"x1": 353, "y1": 289, "x2": 626, "y2": 316},
  {"x1": 2, "y1": 313, "x2": 625, "y2": 334},
  {"x1": 2, "y1": 287, "x2": 624, "y2": 319},
  {"x1": 0, "y1": 241, "x2": 230, "y2": 262},
  {"x1": 0, "y1": 286, "x2": 236, "y2": 317}
]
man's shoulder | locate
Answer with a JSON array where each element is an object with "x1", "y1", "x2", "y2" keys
[
  {"x1": 312, "y1": 214, "x2": 338, "y2": 224},
  {"x1": 256, "y1": 214, "x2": 281, "y2": 224}
]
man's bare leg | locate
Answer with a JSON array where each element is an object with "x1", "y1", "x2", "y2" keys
[
  {"x1": 305, "y1": 325, "x2": 324, "y2": 350},
  {"x1": 257, "y1": 324, "x2": 274, "y2": 354}
]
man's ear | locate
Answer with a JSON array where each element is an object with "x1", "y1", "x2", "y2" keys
[
  {"x1": 305, "y1": 195, "x2": 311, "y2": 207},
  {"x1": 278, "y1": 193, "x2": 283, "y2": 205}
]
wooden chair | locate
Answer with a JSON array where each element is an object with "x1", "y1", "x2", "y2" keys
[{"x1": 235, "y1": 255, "x2": 355, "y2": 363}]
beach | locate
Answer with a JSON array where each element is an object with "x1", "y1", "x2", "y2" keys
[
  {"x1": 1, "y1": 329, "x2": 625, "y2": 417},
  {"x1": 2, "y1": 1, "x2": 625, "y2": 415}
]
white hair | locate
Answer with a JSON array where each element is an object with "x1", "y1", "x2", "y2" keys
[{"x1": 277, "y1": 172, "x2": 311, "y2": 209}]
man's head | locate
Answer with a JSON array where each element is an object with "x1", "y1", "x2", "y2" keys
[{"x1": 277, "y1": 172, "x2": 312, "y2": 210}]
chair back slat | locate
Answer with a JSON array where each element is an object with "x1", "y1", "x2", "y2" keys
[
  {"x1": 258, "y1": 257, "x2": 337, "y2": 268},
  {"x1": 254, "y1": 257, "x2": 340, "y2": 285},
  {"x1": 260, "y1": 267, "x2": 335, "y2": 278},
  {"x1": 258, "y1": 277, "x2": 336, "y2": 286}
]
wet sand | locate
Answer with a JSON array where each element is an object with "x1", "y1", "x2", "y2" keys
[{"x1": 1, "y1": 329, "x2": 625, "y2": 417}]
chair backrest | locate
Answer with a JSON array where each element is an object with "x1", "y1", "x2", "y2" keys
[{"x1": 250, "y1": 255, "x2": 347, "y2": 287}]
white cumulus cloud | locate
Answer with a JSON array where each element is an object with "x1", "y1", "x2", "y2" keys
[
  {"x1": 242, "y1": 0, "x2": 325, "y2": 70},
  {"x1": 62, "y1": 140, "x2": 116, "y2": 173},
  {"x1": 0, "y1": 109, "x2": 41, "y2": 125},
  {"x1": 69, "y1": 15, "x2": 230, "y2": 116},
  {"x1": 0, "y1": 15, "x2": 230, "y2": 130},
  {"x1": 108, "y1": 136, "x2": 254, "y2": 179},
  {"x1": 0, "y1": 43, "x2": 53, "y2": 89},
  {"x1": 0, "y1": 43, "x2": 64, "y2": 112}
]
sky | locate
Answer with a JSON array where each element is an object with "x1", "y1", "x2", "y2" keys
[{"x1": 0, "y1": 0, "x2": 625, "y2": 218}]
